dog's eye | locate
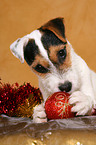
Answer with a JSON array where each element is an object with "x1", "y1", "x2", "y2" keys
[
  {"x1": 57, "y1": 46, "x2": 66, "y2": 63},
  {"x1": 34, "y1": 64, "x2": 49, "y2": 73}
]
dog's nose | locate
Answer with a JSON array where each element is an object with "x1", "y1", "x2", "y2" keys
[{"x1": 59, "y1": 81, "x2": 72, "y2": 92}]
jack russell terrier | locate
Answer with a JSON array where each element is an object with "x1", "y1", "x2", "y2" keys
[{"x1": 10, "y1": 17, "x2": 96, "y2": 123}]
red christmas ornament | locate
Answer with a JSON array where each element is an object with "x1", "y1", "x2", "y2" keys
[{"x1": 45, "y1": 92, "x2": 74, "y2": 120}]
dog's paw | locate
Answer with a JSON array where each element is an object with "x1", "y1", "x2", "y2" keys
[
  {"x1": 69, "y1": 91, "x2": 93, "y2": 116},
  {"x1": 33, "y1": 103, "x2": 47, "y2": 123}
]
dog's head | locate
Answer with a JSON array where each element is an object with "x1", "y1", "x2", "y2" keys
[{"x1": 10, "y1": 18, "x2": 79, "y2": 99}]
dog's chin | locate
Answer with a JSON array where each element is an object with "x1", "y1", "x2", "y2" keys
[
  {"x1": 40, "y1": 85, "x2": 72, "y2": 101},
  {"x1": 39, "y1": 80, "x2": 73, "y2": 101},
  {"x1": 50, "y1": 89, "x2": 72, "y2": 95},
  {"x1": 45, "y1": 87, "x2": 60, "y2": 97}
]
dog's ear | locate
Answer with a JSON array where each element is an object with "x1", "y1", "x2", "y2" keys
[
  {"x1": 10, "y1": 37, "x2": 29, "y2": 63},
  {"x1": 40, "y1": 17, "x2": 66, "y2": 43}
]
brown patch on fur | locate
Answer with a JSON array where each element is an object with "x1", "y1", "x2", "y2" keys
[
  {"x1": 49, "y1": 45, "x2": 62, "y2": 63},
  {"x1": 49, "y1": 43, "x2": 72, "y2": 70},
  {"x1": 40, "y1": 17, "x2": 67, "y2": 43},
  {"x1": 30, "y1": 55, "x2": 49, "y2": 77}
]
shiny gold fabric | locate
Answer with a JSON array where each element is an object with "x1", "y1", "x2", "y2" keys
[{"x1": 0, "y1": 116, "x2": 96, "y2": 145}]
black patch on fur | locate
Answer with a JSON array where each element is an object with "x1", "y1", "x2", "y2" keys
[
  {"x1": 34, "y1": 64, "x2": 49, "y2": 73},
  {"x1": 40, "y1": 29, "x2": 66, "y2": 51},
  {"x1": 24, "y1": 39, "x2": 39, "y2": 65}
]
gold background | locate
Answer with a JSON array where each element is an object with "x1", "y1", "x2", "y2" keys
[{"x1": 0, "y1": 0, "x2": 96, "y2": 87}]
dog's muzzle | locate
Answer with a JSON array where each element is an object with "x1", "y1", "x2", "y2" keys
[{"x1": 58, "y1": 81, "x2": 72, "y2": 92}]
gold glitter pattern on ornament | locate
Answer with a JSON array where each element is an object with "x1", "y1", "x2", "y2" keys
[
  {"x1": 55, "y1": 93, "x2": 70, "y2": 118},
  {"x1": 45, "y1": 92, "x2": 74, "y2": 119}
]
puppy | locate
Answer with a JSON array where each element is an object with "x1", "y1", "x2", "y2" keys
[{"x1": 10, "y1": 17, "x2": 96, "y2": 123}]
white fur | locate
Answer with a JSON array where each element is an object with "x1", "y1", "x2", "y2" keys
[
  {"x1": 10, "y1": 37, "x2": 28, "y2": 63},
  {"x1": 10, "y1": 30, "x2": 96, "y2": 123},
  {"x1": 36, "y1": 43, "x2": 96, "y2": 123},
  {"x1": 10, "y1": 30, "x2": 49, "y2": 63}
]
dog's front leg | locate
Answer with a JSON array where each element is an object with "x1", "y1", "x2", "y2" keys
[
  {"x1": 69, "y1": 59, "x2": 95, "y2": 116},
  {"x1": 33, "y1": 103, "x2": 47, "y2": 123},
  {"x1": 69, "y1": 91, "x2": 95, "y2": 115}
]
